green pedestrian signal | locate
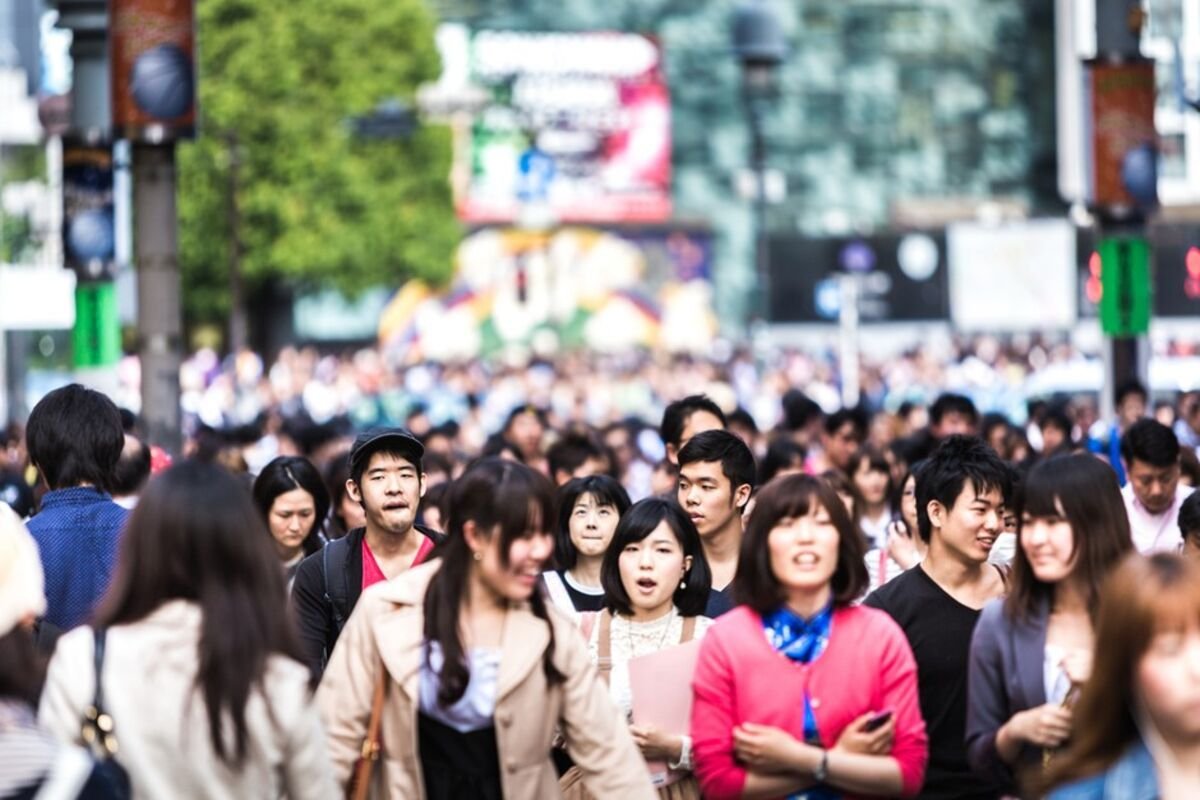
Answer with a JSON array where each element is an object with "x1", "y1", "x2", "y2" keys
[
  {"x1": 73, "y1": 282, "x2": 121, "y2": 368},
  {"x1": 1097, "y1": 236, "x2": 1151, "y2": 337}
]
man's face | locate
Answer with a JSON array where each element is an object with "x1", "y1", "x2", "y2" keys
[
  {"x1": 933, "y1": 411, "x2": 976, "y2": 439},
  {"x1": 347, "y1": 451, "x2": 426, "y2": 536},
  {"x1": 821, "y1": 422, "x2": 860, "y2": 472},
  {"x1": 928, "y1": 480, "x2": 1004, "y2": 564},
  {"x1": 678, "y1": 459, "x2": 747, "y2": 538},
  {"x1": 1119, "y1": 394, "x2": 1147, "y2": 429},
  {"x1": 1127, "y1": 458, "x2": 1181, "y2": 515}
]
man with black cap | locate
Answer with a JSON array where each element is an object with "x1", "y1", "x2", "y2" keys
[{"x1": 291, "y1": 427, "x2": 442, "y2": 677}]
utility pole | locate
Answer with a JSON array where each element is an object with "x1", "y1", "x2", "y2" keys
[
  {"x1": 110, "y1": 0, "x2": 196, "y2": 454},
  {"x1": 1090, "y1": 1, "x2": 1156, "y2": 417}
]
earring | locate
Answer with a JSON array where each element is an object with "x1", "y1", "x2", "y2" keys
[
  {"x1": 679, "y1": 574, "x2": 687, "y2": 590},
  {"x1": 473, "y1": 550, "x2": 482, "y2": 562}
]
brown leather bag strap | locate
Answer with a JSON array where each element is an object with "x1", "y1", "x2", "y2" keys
[
  {"x1": 596, "y1": 610, "x2": 613, "y2": 685},
  {"x1": 349, "y1": 664, "x2": 388, "y2": 800},
  {"x1": 680, "y1": 615, "x2": 697, "y2": 644}
]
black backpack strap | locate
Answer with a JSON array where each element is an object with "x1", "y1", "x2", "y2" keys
[{"x1": 323, "y1": 536, "x2": 351, "y2": 635}]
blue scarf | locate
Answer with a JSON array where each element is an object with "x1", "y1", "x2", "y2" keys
[{"x1": 762, "y1": 603, "x2": 839, "y2": 800}]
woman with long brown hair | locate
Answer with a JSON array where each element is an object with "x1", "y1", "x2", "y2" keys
[
  {"x1": 966, "y1": 454, "x2": 1134, "y2": 795},
  {"x1": 38, "y1": 460, "x2": 335, "y2": 798},
  {"x1": 1043, "y1": 553, "x2": 1200, "y2": 798}
]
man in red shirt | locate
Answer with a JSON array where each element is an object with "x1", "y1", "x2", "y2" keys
[{"x1": 291, "y1": 427, "x2": 442, "y2": 677}]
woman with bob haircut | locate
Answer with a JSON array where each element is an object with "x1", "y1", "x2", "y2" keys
[
  {"x1": 691, "y1": 474, "x2": 928, "y2": 799},
  {"x1": 1043, "y1": 553, "x2": 1200, "y2": 798},
  {"x1": 252, "y1": 456, "x2": 331, "y2": 588},
  {"x1": 543, "y1": 474, "x2": 632, "y2": 617},
  {"x1": 38, "y1": 460, "x2": 336, "y2": 798},
  {"x1": 966, "y1": 454, "x2": 1134, "y2": 794},
  {"x1": 318, "y1": 458, "x2": 654, "y2": 800},
  {"x1": 561, "y1": 498, "x2": 713, "y2": 798}
]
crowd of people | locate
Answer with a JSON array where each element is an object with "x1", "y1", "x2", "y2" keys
[{"x1": 2, "y1": 374, "x2": 1200, "y2": 799}]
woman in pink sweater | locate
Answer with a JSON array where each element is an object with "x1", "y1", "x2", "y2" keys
[{"x1": 691, "y1": 474, "x2": 928, "y2": 799}]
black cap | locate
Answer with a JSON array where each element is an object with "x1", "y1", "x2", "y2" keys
[{"x1": 349, "y1": 427, "x2": 425, "y2": 474}]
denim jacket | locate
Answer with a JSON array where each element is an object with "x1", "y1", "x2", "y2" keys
[{"x1": 1048, "y1": 740, "x2": 1159, "y2": 800}]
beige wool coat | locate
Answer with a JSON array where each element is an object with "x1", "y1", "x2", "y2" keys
[
  {"x1": 317, "y1": 558, "x2": 657, "y2": 800},
  {"x1": 39, "y1": 600, "x2": 336, "y2": 799}
]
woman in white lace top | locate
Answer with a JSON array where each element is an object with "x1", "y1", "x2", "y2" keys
[{"x1": 567, "y1": 498, "x2": 713, "y2": 800}]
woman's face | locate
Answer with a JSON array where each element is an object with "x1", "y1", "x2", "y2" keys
[
  {"x1": 569, "y1": 492, "x2": 619, "y2": 560},
  {"x1": 268, "y1": 488, "x2": 316, "y2": 558},
  {"x1": 853, "y1": 461, "x2": 890, "y2": 507},
  {"x1": 476, "y1": 524, "x2": 555, "y2": 603},
  {"x1": 1020, "y1": 504, "x2": 1076, "y2": 584},
  {"x1": 618, "y1": 520, "x2": 691, "y2": 619},
  {"x1": 767, "y1": 501, "x2": 840, "y2": 595},
  {"x1": 1136, "y1": 623, "x2": 1200, "y2": 744},
  {"x1": 900, "y1": 475, "x2": 918, "y2": 532}
]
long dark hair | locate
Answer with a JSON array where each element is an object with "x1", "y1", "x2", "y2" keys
[
  {"x1": 95, "y1": 460, "x2": 304, "y2": 766},
  {"x1": 1040, "y1": 554, "x2": 1200, "y2": 793},
  {"x1": 423, "y1": 458, "x2": 563, "y2": 707},
  {"x1": 1005, "y1": 455, "x2": 1133, "y2": 622},
  {"x1": 252, "y1": 456, "x2": 331, "y2": 556},
  {"x1": 601, "y1": 498, "x2": 711, "y2": 618}
]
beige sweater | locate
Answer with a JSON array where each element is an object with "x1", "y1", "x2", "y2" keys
[{"x1": 39, "y1": 600, "x2": 336, "y2": 799}]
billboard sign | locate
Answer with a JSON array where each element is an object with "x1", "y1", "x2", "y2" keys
[
  {"x1": 62, "y1": 141, "x2": 116, "y2": 281},
  {"x1": 453, "y1": 31, "x2": 671, "y2": 224}
]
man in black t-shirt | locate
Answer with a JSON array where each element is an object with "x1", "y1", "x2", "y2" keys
[{"x1": 865, "y1": 436, "x2": 1012, "y2": 799}]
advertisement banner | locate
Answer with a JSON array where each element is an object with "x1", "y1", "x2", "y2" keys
[
  {"x1": 110, "y1": 0, "x2": 196, "y2": 140},
  {"x1": 62, "y1": 140, "x2": 116, "y2": 281},
  {"x1": 453, "y1": 31, "x2": 671, "y2": 224}
]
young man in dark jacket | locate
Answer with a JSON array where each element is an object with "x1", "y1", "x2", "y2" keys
[{"x1": 291, "y1": 427, "x2": 441, "y2": 677}]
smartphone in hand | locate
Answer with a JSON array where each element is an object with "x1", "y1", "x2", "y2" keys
[{"x1": 863, "y1": 709, "x2": 893, "y2": 732}]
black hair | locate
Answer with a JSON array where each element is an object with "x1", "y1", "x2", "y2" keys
[
  {"x1": 0, "y1": 627, "x2": 43, "y2": 706},
  {"x1": 823, "y1": 407, "x2": 867, "y2": 438},
  {"x1": 322, "y1": 451, "x2": 353, "y2": 538},
  {"x1": 1007, "y1": 455, "x2": 1134, "y2": 621},
  {"x1": 554, "y1": 475, "x2": 632, "y2": 571},
  {"x1": 1180, "y1": 490, "x2": 1200, "y2": 542},
  {"x1": 503, "y1": 404, "x2": 549, "y2": 432},
  {"x1": 660, "y1": 395, "x2": 726, "y2": 449},
  {"x1": 480, "y1": 432, "x2": 524, "y2": 463},
  {"x1": 1115, "y1": 379, "x2": 1147, "y2": 407},
  {"x1": 781, "y1": 389, "x2": 822, "y2": 432},
  {"x1": 981, "y1": 413, "x2": 1011, "y2": 444},
  {"x1": 1120, "y1": 419, "x2": 1180, "y2": 469},
  {"x1": 915, "y1": 435, "x2": 1013, "y2": 543},
  {"x1": 110, "y1": 434, "x2": 152, "y2": 497},
  {"x1": 422, "y1": 451, "x2": 454, "y2": 481},
  {"x1": 97, "y1": 460, "x2": 304, "y2": 765},
  {"x1": 547, "y1": 433, "x2": 610, "y2": 482},
  {"x1": 600, "y1": 498, "x2": 711, "y2": 618},
  {"x1": 760, "y1": 437, "x2": 807, "y2": 485},
  {"x1": 1040, "y1": 406, "x2": 1074, "y2": 439},
  {"x1": 677, "y1": 429, "x2": 756, "y2": 503},
  {"x1": 929, "y1": 393, "x2": 979, "y2": 427},
  {"x1": 424, "y1": 458, "x2": 562, "y2": 707},
  {"x1": 848, "y1": 445, "x2": 895, "y2": 501},
  {"x1": 252, "y1": 456, "x2": 331, "y2": 557},
  {"x1": 25, "y1": 384, "x2": 124, "y2": 492},
  {"x1": 727, "y1": 407, "x2": 759, "y2": 436},
  {"x1": 420, "y1": 481, "x2": 449, "y2": 531},
  {"x1": 734, "y1": 474, "x2": 868, "y2": 611}
]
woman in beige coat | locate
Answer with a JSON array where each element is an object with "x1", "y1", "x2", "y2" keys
[
  {"x1": 39, "y1": 461, "x2": 336, "y2": 799},
  {"x1": 318, "y1": 457, "x2": 655, "y2": 799}
]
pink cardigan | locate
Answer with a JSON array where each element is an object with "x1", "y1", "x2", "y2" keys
[{"x1": 691, "y1": 604, "x2": 927, "y2": 799}]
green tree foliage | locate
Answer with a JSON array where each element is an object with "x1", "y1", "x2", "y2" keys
[{"x1": 178, "y1": 0, "x2": 459, "y2": 328}]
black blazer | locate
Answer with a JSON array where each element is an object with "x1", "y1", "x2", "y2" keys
[{"x1": 965, "y1": 595, "x2": 1050, "y2": 795}]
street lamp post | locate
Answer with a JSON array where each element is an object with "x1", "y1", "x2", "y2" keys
[{"x1": 732, "y1": 0, "x2": 786, "y2": 328}]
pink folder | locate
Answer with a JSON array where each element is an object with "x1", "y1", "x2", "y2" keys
[{"x1": 628, "y1": 638, "x2": 703, "y2": 785}]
